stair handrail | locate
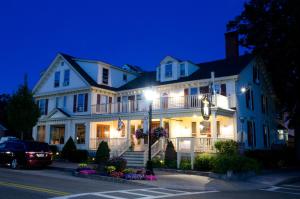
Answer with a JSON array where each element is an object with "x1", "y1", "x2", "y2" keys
[
  {"x1": 143, "y1": 138, "x2": 164, "y2": 165},
  {"x1": 110, "y1": 139, "x2": 130, "y2": 157}
]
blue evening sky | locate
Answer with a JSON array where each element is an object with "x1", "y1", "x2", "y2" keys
[{"x1": 0, "y1": 0, "x2": 247, "y2": 94}]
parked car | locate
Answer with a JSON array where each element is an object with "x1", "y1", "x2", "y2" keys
[
  {"x1": 0, "y1": 140, "x2": 52, "y2": 169},
  {"x1": 0, "y1": 136, "x2": 18, "y2": 144}
]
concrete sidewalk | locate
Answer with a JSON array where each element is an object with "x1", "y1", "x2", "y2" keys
[{"x1": 49, "y1": 161, "x2": 300, "y2": 191}]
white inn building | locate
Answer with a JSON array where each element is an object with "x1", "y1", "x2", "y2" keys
[{"x1": 32, "y1": 33, "x2": 278, "y2": 166}]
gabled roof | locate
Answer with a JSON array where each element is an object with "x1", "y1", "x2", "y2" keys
[
  {"x1": 59, "y1": 53, "x2": 118, "y2": 91},
  {"x1": 117, "y1": 54, "x2": 254, "y2": 90},
  {"x1": 46, "y1": 108, "x2": 71, "y2": 119}
]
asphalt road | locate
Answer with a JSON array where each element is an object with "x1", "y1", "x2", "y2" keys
[{"x1": 0, "y1": 167, "x2": 299, "y2": 199}]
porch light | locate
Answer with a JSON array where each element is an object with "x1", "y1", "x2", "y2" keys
[
  {"x1": 199, "y1": 124, "x2": 204, "y2": 130},
  {"x1": 198, "y1": 94, "x2": 203, "y2": 99},
  {"x1": 144, "y1": 88, "x2": 158, "y2": 101},
  {"x1": 241, "y1": 87, "x2": 247, "y2": 93}
]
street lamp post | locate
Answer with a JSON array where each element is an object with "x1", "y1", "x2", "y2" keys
[
  {"x1": 144, "y1": 88, "x2": 157, "y2": 174},
  {"x1": 147, "y1": 100, "x2": 153, "y2": 173}
]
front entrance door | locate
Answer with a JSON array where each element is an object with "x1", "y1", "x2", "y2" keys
[{"x1": 96, "y1": 124, "x2": 110, "y2": 139}]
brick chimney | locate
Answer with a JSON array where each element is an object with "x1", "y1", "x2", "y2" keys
[{"x1": 225, "y1": 31, "x2": 239, "y2": 59}]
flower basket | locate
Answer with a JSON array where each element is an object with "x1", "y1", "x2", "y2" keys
[
  {"x1": 152, "y1": 127, "x2": 167, "y2": 138},
  {"x1": 135, "y1": 128, "x2": 146, "y2": 139}
]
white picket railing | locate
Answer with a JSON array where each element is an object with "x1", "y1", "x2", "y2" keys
[
  {"x1": 166, "y1": 137, "x2": 230, "y2": 153},
  {"x1": 89, "y1": 138, "x2": 129, "y2": 157},
  {"x1": 143, "y1": 138, "x2": 164, "y2": 165}
]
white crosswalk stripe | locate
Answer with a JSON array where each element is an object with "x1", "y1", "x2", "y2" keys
[
  {"x1": 261, "y1": 184, "x2": 300, "y2": 195},
  {"x1": 51, "y1": 188, "x2": 219, "y2": 199}
]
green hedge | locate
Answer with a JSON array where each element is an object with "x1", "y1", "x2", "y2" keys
[
  {"x1": 194, "y1": 153, "x2": 215, "y2": 171},
  {"x1": 214, "y1": 140, "x2": 238, "y2": 155},
  {"x1": 211, "y1": 154, "x2": 260, "y2": 174},
  {"x1": 179, "y1": 159, "x2": 191, "y2": 170}
]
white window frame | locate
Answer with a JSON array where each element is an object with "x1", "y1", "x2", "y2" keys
[{"x1": 165, "y1": 62, "x2": 173, "y2": 78}]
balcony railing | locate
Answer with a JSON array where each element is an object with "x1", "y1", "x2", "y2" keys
[{"x1": 91, "y1": 94, "x2": 231, "y2": 114}]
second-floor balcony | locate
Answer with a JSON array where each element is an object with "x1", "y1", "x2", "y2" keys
[{"x1": 91, "y1": 94, "x2": 235, "y2": 115}]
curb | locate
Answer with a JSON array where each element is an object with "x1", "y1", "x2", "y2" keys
[
  {"x1": 48, "y1": 166, "x2": 75, "y2": 172},
  {"x1": 276, "y1": 176, "x2": 300, "y2": 186},
  {"x1": 72, "y1": 172, "x2": 153, "y2": 187}
]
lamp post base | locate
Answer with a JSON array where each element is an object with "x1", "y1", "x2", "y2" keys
[{"x1": 146, "y1": 160, "x2": 154, "y2": 175}]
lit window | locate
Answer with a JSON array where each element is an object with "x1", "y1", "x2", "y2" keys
[
  {"x1": 76, "y1": 124, "x2": 85, "y2": 144},
  {"x1": 37, "y1": 125, "x2": 45, "y2": 142},
  {"x1": 102, "y1": 68, "x2": 109, "y2": 84},
  {"x1": 63, "y1": 70, "x2": 70, "y2": 86},
  {"x1": 54, "y1": 71, "x2": 60, "y2": 87},
  {"x1": 165, "y1": 62, "x2": 172, "y2": 78},
  {"x1": 50, "y1": 125, "x2": 65, "y2": 144},
  {"x1": 180, "y1": 63, "x2": 185, "y2": 76}
]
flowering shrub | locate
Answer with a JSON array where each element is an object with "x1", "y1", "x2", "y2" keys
[
  {"x1": 123, "y1": 168, "x2": 135, "y2": 174},
  {"x1": 78, "y1": 163, "x2": 88, "y2": 168},
  {"x1": 144, "y1": 175, "x2": 157, "y2": 181},
  {"x1": 124, "y1": 173, "x2": 145, "y2": 180},
  {"x1": 105, "y1": 165, "x2": 116, "y2": 174},
  {"x1": 107, "y1": 157, "x2": 127, "y2": 172},
  {"x1": 110, "y1": 171, "x2": 124, "y2": 178},
  {"x1": 135, "y1": 128, "x2": 146, "y2": 139},
  {"x1": 79, "y1": 169, "x2": 97, "y2": 175}
]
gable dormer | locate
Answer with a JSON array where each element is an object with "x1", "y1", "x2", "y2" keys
[{"x1": 157, "y1": 56, "x2": 199, "y2": 82}]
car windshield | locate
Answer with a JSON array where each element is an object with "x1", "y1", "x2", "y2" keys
[{"x1": 25, "y1": 142, "x2": 49, "y2": 152}]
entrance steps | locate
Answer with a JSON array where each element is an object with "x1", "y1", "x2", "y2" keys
[{"x1": 122, "y1": 151, "x2": 145, "y2": 168}]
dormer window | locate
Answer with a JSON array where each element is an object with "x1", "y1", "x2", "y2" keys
[
  {"x1": 180, "y1": 63, "x2": 185, "y2": 77},
  {"x1": 165, "y1": 61, "x2": 173, "y2": 78},
  {"x1": 102, "y1": 68, "x2": 109, "y2": 84}
]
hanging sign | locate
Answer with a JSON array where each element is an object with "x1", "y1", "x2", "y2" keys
[{"x1": 201, "y1": 95, "x2": 211, "y2": 120}]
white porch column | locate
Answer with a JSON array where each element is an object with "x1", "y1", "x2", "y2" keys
[
  {"x1": 32, "y1": 125, "x2": 38, "y2": 141},
  {"x1": 68, "y1": 121, "x2": 75, "y2": 141},
  {"x1": 211, "y1": 111, "x2": 217, "y2": 139},
  {"x1": 45, "y1": 124, "x2": 51, "y2": 144},
  {"x1": 85, "y1": 122, "x2": 90, "y2": 150},
  {"x1": 127, "y1": 119, "x2": 131, "y2": 139}
]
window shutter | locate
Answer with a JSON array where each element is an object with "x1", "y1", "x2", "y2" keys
[
  {"x1": 73, "y1": 95, "x2": 77, "y2": 112},
  {"x1": 45, "y1": 99, "x2": 48, "y2": 115},
  {"x1": 251, "y1": 90, "x2": 254, "y2": 110},
  {"x1": 253, "y1": 121, "x2": 256, "y2": 147},
  {"x1": 84, "y1": 93, "x2": 88, "y2": 112}
]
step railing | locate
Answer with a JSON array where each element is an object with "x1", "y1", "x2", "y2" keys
[
  {"x1": 89, "y1": 138, "x2": 129, "y2": 157},
  {"x1": 143, "y1": 138, "x2": 164, "y2": 165}
]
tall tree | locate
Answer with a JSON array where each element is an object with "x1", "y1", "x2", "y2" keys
[
  {"x1": 227, "y1": 0, "x2": 300, "y2": 160},
  {"x1": 0, "y1": 94, "x2": 10, "y2": 126},
  {"x1": 7, "y1": 75, "x2": 40, "y2": 140}
]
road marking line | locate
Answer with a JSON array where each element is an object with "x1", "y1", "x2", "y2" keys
[
  {"x1": 136, "y1": 189, "x2": 170, "y2": 195},
  {"x1": 92, "y1": 193, "x2": 125, "y2": 199},
  {"x1": 50, "y1": 189, "x2": 219, "y2": 199},
  {"x1": 120, "y1": 190, "x2": 153, "y2": 197},
  {"x1": 282, "y1": 184, "x2": 300, "y2": 188},
  {"x1": 263, "y1": 189, "x2": 300, "y2": 195},
  {"x1": 278, "y1": 186, "x2": 300, "y2": 191},
  {"x1": 0, "y1": 181, "x2": 69, "y2": 196}
]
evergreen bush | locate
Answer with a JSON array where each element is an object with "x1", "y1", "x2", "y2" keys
[
  {"x1": 164, "y1": 140, "x2": 177, "y2": 168},
  {"x1": 214, "y1": 140, "x2": 238, "y2": 155},
  {"x1": 95, "y1": 141, "x2": 110, "y2": 164},
  {"x1": 61, "y1": 137, "x2": 77, "y2": 161}
]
